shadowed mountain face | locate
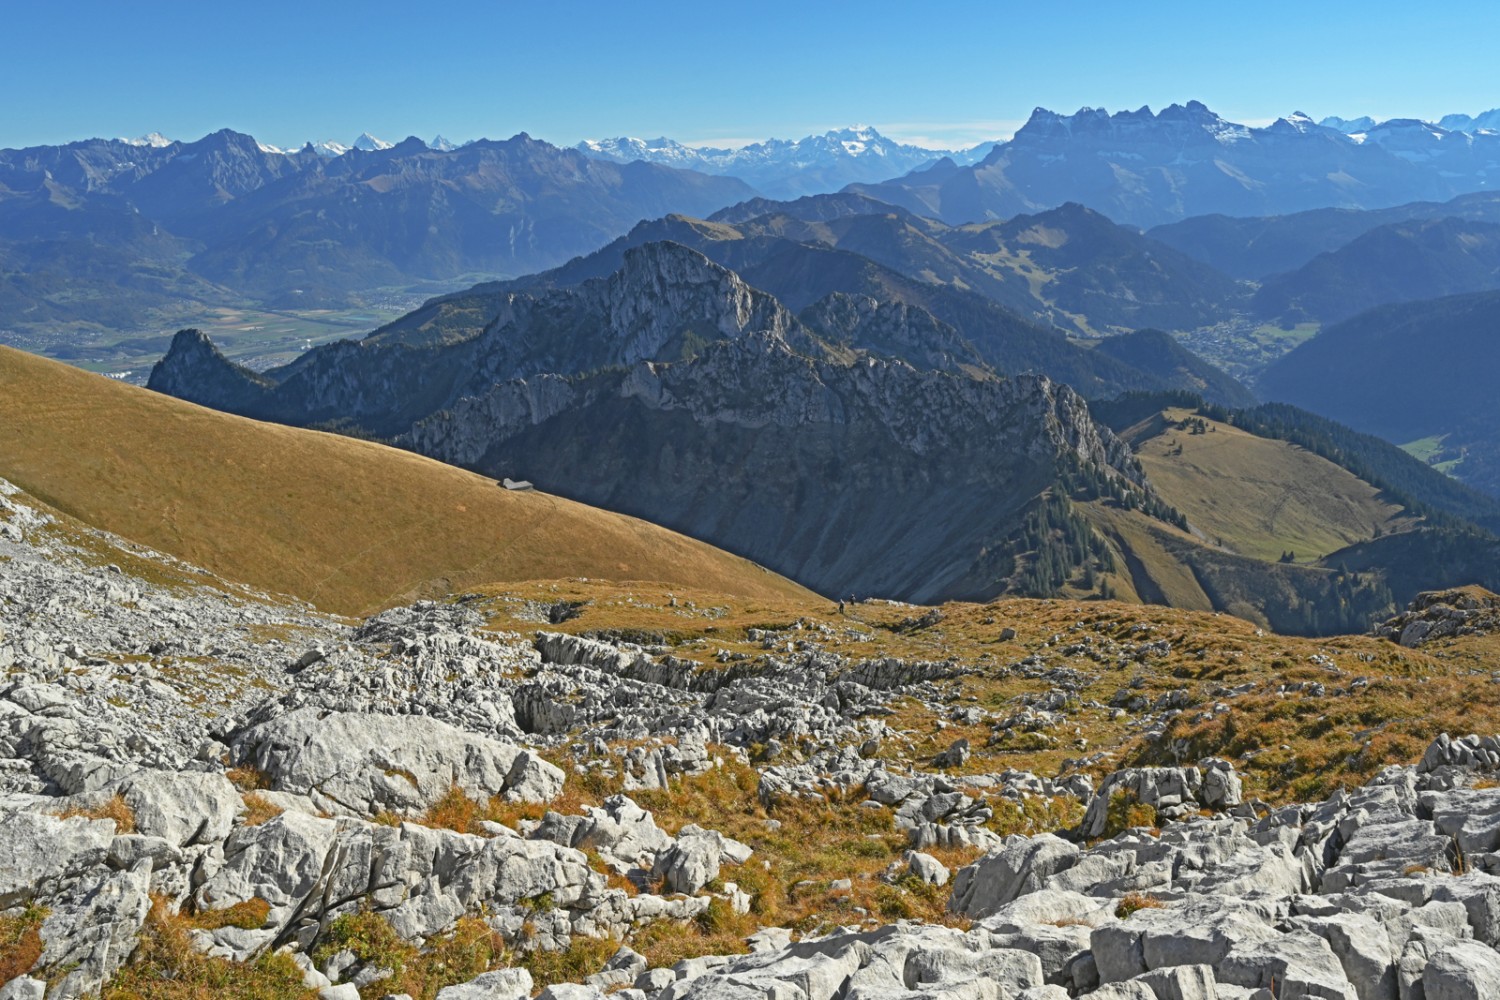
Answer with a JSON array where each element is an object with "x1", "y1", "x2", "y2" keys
[
  {"x1": 848, "y1": 103, "x2": 1500, "y2": 229},
  {"x1": 1258, "y1": 289, "x2": 1500, "y2": 497},
  {"x1": 1250, "y1": 217, "x2": 1500, "y2": 325},
  {"x1": 1147, "y1": 190, "x2": 1500, "y2": 280},
  {"x1": 148, "y1": 242, "x2": 1170, "y2": 603},
  {"x1": 399, "y1": 333, "x2": 1142, "y2": 604}
]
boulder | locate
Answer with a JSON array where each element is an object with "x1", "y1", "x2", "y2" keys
[
  {"x1": 948, "y1": 834, "x2": 1079, "y2": 918},
  {"x1": 195, "y1": 810, "x2": 339, "y2": 919},
  {"x1": 1423, "y1": 940, "x2": 1500, "y2": 999},
  {"x1": 0, "y1": 811, "x2": 114, "y2": 907},
  {"x1": 104, "y1": 769, "x2": 240, "y2": 847},
  {"x1": 903, "y1": 850, "x2": 949, "y2": 887},
  {"x1": 653, "y1": 826, "x2": 726, "y2": 895},
  {"x1": 231, "y1": 708, "x2": 562, "y2": 817},
  {"x1": 36, "y1": 858, "x2": 153, "y2": 998},
  {"x1": 903, "y1": 944, "x2": 1043, "y2": 994},
  {"x1": 436, "y1": 969, "x2": 534, "y2": 1000}
]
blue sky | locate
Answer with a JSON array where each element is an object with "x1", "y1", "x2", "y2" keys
[{"x1": 5, "y1": 0, "x2": 1498, "y2": 150}]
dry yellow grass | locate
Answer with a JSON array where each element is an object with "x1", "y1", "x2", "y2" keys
[
  {"x1": 56, "y1": 794, "x2": 137, "y2": 833},
  {"x1": 239, "y1": 793, "x2": 283, "y2": 827},
  {"x1": 0, "y1": 347, "x2": 815, "y2": 615},
  {"x1": 1129, "y1": 408, "x2": 1409, "y2": 564}
]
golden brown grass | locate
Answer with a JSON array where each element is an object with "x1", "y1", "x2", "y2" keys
[
  {"x1": 1115, "y1": 892, "x2": 1165, "y2": 918},
  {"x1": 1129, "y1": 407, "x2": 1408, "y2": 564},
  {"x1": 240, "y1": 793, "x2": 283, "y2": 827},
  {"x1": 0, "y1": 904, "x2": 46, "y2": 984},
  {"x1": 56, "y1": 794, "x2": 137, "y2": 833},
  {"x1": 1097, "y1": 791, "x2": 1159, "y2": 841},
  {"x1": 0, "y1": 346, "x2": 816, "y2": 615},
  {"x1": 190, "y1": 898, "x2": 271, "y2": 932},
  {"x1": 312, "y1": 909, "x2": 618, "y2": 999},
  {"x1": 521, "y1": 935, "x2": 622, "y2": 990},
  {"x1": 226, "y1": 767, "x2": 271, "y2": 792},
  {"x1": 421, "y1": 787, "x2": 481, "y2": 833}
]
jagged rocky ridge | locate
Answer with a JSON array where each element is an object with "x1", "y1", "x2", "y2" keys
[
  {"x1": 851, "y1": 102, "x2": 1500, "y2": 229},
  {"x1": 12, "y1": 479, "x2": 1500, "y2": 998},
  {"x1": 148, "y1": 243, "x2": 1171, "y2": 603}
]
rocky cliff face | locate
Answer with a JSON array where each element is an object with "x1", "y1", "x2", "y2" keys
[
  {"x1": 399, "y1": 331, "x2": 1149, "y2": 603},
  {"x1": 150, "y1": 243, "x2": 813, "y2": 435},
  {"x1": 144, "y1": 329, "x2": 274, "y2": 413}
]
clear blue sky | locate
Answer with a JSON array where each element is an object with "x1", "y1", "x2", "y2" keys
[{"x1": 5, "y1": 0, "x2": 1498, "y2": 150}]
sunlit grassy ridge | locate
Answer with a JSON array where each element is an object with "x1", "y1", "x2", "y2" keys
[
  {"x1": 0, "y1": 346, "x2": 815, "y2": 615},
  {"x1": 1128, "y1": 408, "x2": 1410, "y2": 564}
]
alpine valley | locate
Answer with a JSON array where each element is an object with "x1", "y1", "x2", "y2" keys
[{"x1": 10, "y1": 91, "x2": 1500, "y2": 1000}]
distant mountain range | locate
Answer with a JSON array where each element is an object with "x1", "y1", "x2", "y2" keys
[
  {"x1": 1319, "y1": 110, "x2": 1500, "y2": 135},
  {"x1": 576, "y1": 126, "x2": 993, "y2": 199},
  {"x1": 0, "y1": 128, "x2": 753, "y2": 334},
  {"x1": 495, "y1": 192, "x2": 1254, "y2": 345},
  {"x1": 849, "y1": 102, "x2": 1500, "y2": 228}
]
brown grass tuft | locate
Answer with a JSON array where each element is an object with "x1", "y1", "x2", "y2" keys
[
  {"x1": 1116, "y1": 892, "x2": 1165, "y2": 919},
  {"x1": 421, "y1": 787, "x2": 481, "y2": 834},
  {"x1": 226, "y1": 767, "x2": 270, "y2": 792},
  {"x1": 190, "y1": 898, "x2": 272, "y2": 932},
  {"x1": 57, "y1": 793, "x2": 137, "y2": 833},
  {"x1": 240, "y1": 793, "x2": 283, "y2": 827}
]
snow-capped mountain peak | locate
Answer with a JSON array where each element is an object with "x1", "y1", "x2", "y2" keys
[
  {"x1": 574, "y1": 124, "x2": 968, "y2": 199},
  {"x1": 428, "y1": 135, "x2": 458, "y2": 152},
  {"x1": 352, "y1": 132, "x2": 393, "y2": 151},
  {"x1": 1438, "y1": 109, "x2": 1500, "y2": 133},
  {"x1": 120, "y1": 131, "x2": 175, "y2": 148}
]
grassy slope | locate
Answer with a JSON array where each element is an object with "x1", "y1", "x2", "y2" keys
[
  {"x1": 1080, "y1": 500, "x2": 1216, "y2": 611},
  {"x1": 0, "y1": 346, "x2": 815, "y2": 615},
  {"x1": 1127, "y1": 408, "x2": 1407, "y2": 563}
]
